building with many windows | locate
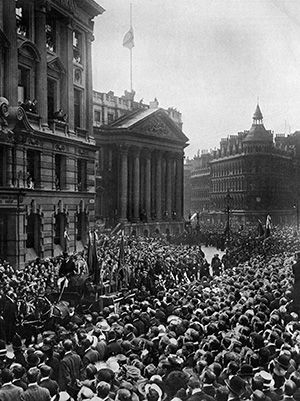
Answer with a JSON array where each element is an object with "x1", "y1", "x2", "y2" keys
[
  {"x1": 186, "y1": 105, "x2": 299, "y2": 225},
  {"x1": 0, "y1": 0, "x2": 104, "y2": 267}
]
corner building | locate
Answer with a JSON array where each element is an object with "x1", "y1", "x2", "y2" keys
[
  {"x1": 0, "y1": 0, "x2": 104, "y2": 267},
  {"x1": 188, "y1": 105, "x2": 296, "y2": 225}
]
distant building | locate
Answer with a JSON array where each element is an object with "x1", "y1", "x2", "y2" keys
[
  {"x1": 93, "y1": 98, "x2": 188, "y2": 235},
  {"x1": 93, "y1": 90, "x2": 183, "y2": 128},
  {"x1": 92, "y1": 90, "x2": 187, "y2": 235},
  {"x1": 0, "y1": 0, "x2": 104, "y2": 267},
  {"x1": 186, "y1": 105, "x2": 298, "y2": 225}
]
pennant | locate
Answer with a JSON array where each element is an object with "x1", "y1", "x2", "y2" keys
[{"x1": 123, "y1": 27, "x2": 134, "y2": 49}]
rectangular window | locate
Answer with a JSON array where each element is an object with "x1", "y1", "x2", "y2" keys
[
  {"x1": 55, "y1": 154, "x2": 66, "y2": 190},
  {"x1": 45, "y1": 14, "x2": 56, "y2": 52},
  {"x1": 74, "y1": 88, "x2": 81, "y2": 128},
  {"x1": 26, "y1": 149, "x2": 40, "y2": 188},
  {"x1": 77, "y1": 159, "x2": 87, "y2": 191},
  {"x1": 16, "y1": 1, "x2": 30, "y2": 38},
  {"x1": 94, "y1": 110, "x2": 101, "y2": 125},
  {"x1": 107, "y1": 113, "x2": 114, "y2": 124},
  {"x1": 18, "y1": 66, "x2": 30, "y2": 104},
  {"x1": 73, "y1": 30, "x2": 82, "y2": 64}
]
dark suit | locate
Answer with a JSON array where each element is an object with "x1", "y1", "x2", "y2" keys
[
  {"x1": 39, "y1": 378, "x2": 59, "y2": 397},
  {"x1": 20, "y1": 384, "x2": 50, "y2": 401},
  {"x1": 12, "y1": 379, "x2": 27, "y2": 391},
  {"x1": 0, "y1": 383, "x2": 23, "y2": 401},
  {"x1": 202, "y1": 385, "x2": 215, "y2": 398},
  {"x1": 58, "y1": 351, "x2": 82, "y2": 397},
  {"x1": 187, "y1": 390, "x2": 215, "y2": 401},
  {"x1": 105, "y1": 341, "x2": 122, "y2": 358},
  {"x1": 82, "y1": 348, "x2": 99, "y2": 369}
]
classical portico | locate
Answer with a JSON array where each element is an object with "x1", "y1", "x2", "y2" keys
[{"x1": 94, "y1": 107, "x2": 188, "y2": 235}]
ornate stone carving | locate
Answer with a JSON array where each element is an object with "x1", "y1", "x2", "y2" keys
[
  {"x1": 131, "y1": 113, "x2": 185, "y2": 142},
  {"x1": 52, "y1": 0, "x2": 76, "y2": 12},
  {"x1": 55, "y1": 143, "x2": 65, "y2": 151},
  {"x1": 28, "y1": 136, "x2": 41, "y2": 147},
  {"x1": 78, "y1": 148, "x2": 87, "y2": 155},
  {"x1": 142, "y1": 119, "x2": 169, "y2": 138}
]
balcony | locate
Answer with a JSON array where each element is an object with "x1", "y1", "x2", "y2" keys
[
  {"x1": 75, "y1": 127, "x2": 88, "y2": 140},
  {"x1": 48, "y1": 119, "x2": 69, "y2": 135}
]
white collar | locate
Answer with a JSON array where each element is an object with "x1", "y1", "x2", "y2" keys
[
  {"x1": 28, "y1": 383, "x2": 38, "y2": 387},
  {"x1": 40, "y1": 377, "x2": 49, "y2": 382},
  {"x1": 2, "y1": 382, "x2": 12, "y2": 387}
]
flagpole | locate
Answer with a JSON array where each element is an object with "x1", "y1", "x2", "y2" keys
[{"x1": 130, "y1": 3, "x2": 133, "y2": 92}]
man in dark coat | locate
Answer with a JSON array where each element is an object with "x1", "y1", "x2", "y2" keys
[
  {"x1": 58, "y1": 339, "x2": 82, "y2": 398},
  {"x1": 292, "y1": 252, "x2": 300, "y2": 314},
  {"x1": 21, "y1": 367, "x2": 50, "y2": 401},
  {"x1": 39, "y1": 365, "x2": 59, "y2": 398},
  {"x1": 0, "y1": 368, "x2": 23, "y2": 401},
  {"x1": 3, "y1": 292, "x2": 17, "y2": 343}
]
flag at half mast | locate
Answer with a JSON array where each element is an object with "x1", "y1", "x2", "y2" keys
[{"x1": 123, "y1": 27, "x2": 134, "y2": 49}]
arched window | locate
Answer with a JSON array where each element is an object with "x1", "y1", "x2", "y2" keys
[{"x1": 18, "y1": 41, "x2": 41, "y2": 106}]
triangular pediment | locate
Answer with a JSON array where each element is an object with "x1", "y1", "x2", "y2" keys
[
  {"x1": 127, "y1": 109, "x2": 188, "y2": 143},
  {"x1": 47, "y1": 55, "x2": 66, "y2": 75}
]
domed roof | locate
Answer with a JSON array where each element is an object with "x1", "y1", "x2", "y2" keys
[{"x1": 243, "y1": 104, "x2": 273, "y2": 143}]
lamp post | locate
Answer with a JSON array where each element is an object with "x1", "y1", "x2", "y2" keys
[{"x1": 225, "y1": 189, "x2": 232, "y2": 243}]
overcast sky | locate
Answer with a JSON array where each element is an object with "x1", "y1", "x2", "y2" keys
[{"x1": 92, "y1": 0, "x2": 300, "y2": 158}]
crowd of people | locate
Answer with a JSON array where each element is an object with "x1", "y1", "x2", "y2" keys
[{"x1": 0, "y1": 226, "x2": 299, "y2": 401}]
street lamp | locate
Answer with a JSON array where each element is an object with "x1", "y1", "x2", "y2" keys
[{"x1": 225, "y1": 189, "x2": 232, "y2": 243}]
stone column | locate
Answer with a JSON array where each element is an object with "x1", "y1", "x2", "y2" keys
[
  {"x1": 35, "y1": 1, "x2": 48, "y2": 127},
  {"x1": 3, "y1": 1, "x2": 18, "y2": 105},
  {"x1": 166, "y1": 155, "x2": 172, "y2": 219},
  {"x1": 132, "y1": 148, "x2": 140, "y2": 222},
  {"x1": 120, "y1": 147, "x2": 128, "y2": 221},
  {"x1": 155, "y1": 151, "x2": 162, "y2": 220},
  {"x1": 86, "y1": 33, "x2": 93, "y2": 138},
  {"x1": 175, "y1": 153, "x2": 183, "y2": 220},
  {"x1": 145, "y1": 153, "x2": 151, "y2": 221},
  {"x1": 61, "y1": 19, "x2": 75, "y2": 132}
]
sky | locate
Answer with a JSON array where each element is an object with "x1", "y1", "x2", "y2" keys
[{"x1": 92, "y1": 0, "x2": 300, "y2": 158}]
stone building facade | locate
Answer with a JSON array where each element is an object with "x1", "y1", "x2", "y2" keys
[
  {"x1": 93, "y1": 89, "x2": 183, "y2": 128},
  {"x1": 0, "y1": 0, "x2": 104, "y2": 267},
  {"x1": 187, "y1": 105, "x2": 298, "y2": 225},
  {"x1": 94, "y1": 105, "x2": 188, "y2": 235}
]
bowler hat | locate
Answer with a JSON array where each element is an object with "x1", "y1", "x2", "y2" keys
[
  {"x1": 226, "y1": 376, "x2": 246, "y2": 396},
  {"x1": 238, "y1": 364, "x2": 254, "y2": 378},
  {"x1": 275, "y1": 354, "x2": 290, "y2": 370}
]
